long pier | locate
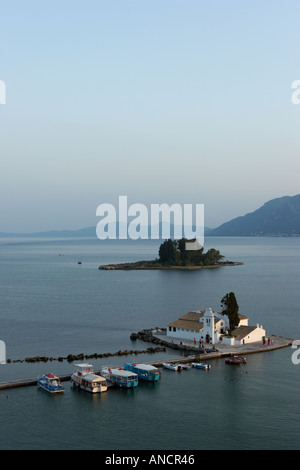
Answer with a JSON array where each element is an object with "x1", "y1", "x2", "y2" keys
[
  {"x1": 0, "y1": 374, "x2": 71, "y2": 391},
  {"x1": 0, "y1": 335, "x2": 293, "y2": 391}
]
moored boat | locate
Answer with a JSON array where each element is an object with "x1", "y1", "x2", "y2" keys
[
  {"x1": 177, "y1": 363, "x2": 191, "y2": 370},
  {"x1": 225, "y1": 356, "x2": 247, "y2": 365},
  {"x1": 71, "y1": 363, "x2": 108, "y2": 393},
  {"x1": 191, "y1": 363, "x2": 211, "y2": 370},
  {"x1": 162, "y1": 362, "x2": 179, "y2": 371},
  {"x1": 99, "y1": 367, "x2": 138, "y2": 388},
  {"x1": 37, "y1": 373, "x2": 64, "y2": 394},
  {"x1": 124, "y1": 362, "x2": 161, "y2": 381}
]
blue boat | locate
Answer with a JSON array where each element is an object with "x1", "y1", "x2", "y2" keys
[
  {"x1": 37, "y1": 374, "x2": 64, "y2": 394},
  {"x1": 177, "y1": 363, "x2": 191, "y2": 370},
  {"x1": 124, "y1": 362, "x2": 161, "y2": 381},
  {"x1": 99, "y1": 367, "x2": 138, "y2": 388},
  {"x1": 191, "y1": 363, "x2": 211, "y2": 370}
]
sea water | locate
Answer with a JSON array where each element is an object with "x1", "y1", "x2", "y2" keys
[{"x1": 0, "y1": 236, "x2": 299, "y2": 450}]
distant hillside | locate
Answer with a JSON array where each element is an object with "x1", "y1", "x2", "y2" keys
[
  {"x1": 2, "y1": 195, "x2": 299, "y2": 238},
  {"x1": 0, "y1": 226, "x2": 97, "y2": 238},
  {"x1": 208, "y1": 195, "x2": 300, "y2": 236},
  {"x1": 0, "y1": 224, "x2": 211, "y2": 239}
]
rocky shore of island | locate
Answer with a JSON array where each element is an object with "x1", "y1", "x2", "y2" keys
[
  {"x1": 99, "y1": 238, "x2": 243, "y2": 270},
  {"x1": 99, "y1": 261, "x2": 243, "y2": 270},
  {"x1": 130, "y1": 328, "x2": 294, "y2": 357}
]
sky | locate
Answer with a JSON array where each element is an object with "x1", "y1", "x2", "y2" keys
[{"x1": 0, "y1": 0, "x2": 299, "y2": 232}]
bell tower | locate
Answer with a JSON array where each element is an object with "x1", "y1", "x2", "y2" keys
[{"x1": 202, "y1": 307, "x2": 215, "y2": 344}]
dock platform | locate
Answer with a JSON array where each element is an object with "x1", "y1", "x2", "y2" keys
[{"x1": 0, "y1": 374, "x2": 71, "y2": 391}]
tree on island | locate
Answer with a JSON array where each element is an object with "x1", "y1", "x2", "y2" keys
[
  {"x1": 158, "y1": 239, "x2": 177, "y2": 264},
  {"x1": 221, "y1": 292, "x2": 240, "y2": 333},
  {"x1": 158, "y1": 238, "x2": 224, "y2": 266}
]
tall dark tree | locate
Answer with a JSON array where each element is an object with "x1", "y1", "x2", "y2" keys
[
  {"x1": 158, "y1": 238, "x2": 224, "y2": 266},
  {"x1": 158, "y1": 239, "x2": 177, "y2": 263},
  {"x1": 221, "y1": 292, "x2": 240, "y2": 333}
]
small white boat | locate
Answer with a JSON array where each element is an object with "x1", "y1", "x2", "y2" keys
[
  {"x1": 191, "y1": 363, "x2": 211, "y2": 370},
  {"x1": 162, "y1": 362, "x2": 179, "y2": 371},
  {"x1": 71, "y1": 363, "x2": 108, "y2": 393},
  {"x1": 37, "y1": 374, "x2": 64, "y2": 394}
]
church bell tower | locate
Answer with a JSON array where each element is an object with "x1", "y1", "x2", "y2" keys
[{"x1": 202, "y1": 307, "x2": 215, "y2": 344}]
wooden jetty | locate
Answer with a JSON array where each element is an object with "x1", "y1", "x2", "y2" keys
[{"x1": 0, "y1": 374, "x2": 71, "y2": 391}]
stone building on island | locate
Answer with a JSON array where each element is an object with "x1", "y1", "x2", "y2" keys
[{"x1": 167, "y1": 307, "x2": 266, "y2": 346}]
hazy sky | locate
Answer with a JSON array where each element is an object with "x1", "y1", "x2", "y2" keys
[{"x1": 1, "y1": 0, "x2": 299, "y2": 232}]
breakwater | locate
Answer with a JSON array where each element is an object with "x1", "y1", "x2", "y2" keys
[
  {"x1": 6, "y1": 346, "x2": 166, "y2": 364},
  {"x1": 0, "y1": 346, "x2": 166, "y2": 391}
]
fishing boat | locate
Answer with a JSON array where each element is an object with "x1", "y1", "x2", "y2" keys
[
  {"x1": 191, "y1": 363, "x2": 211, "y2": 370},
  {"x1": 225, "y1": 356, "x2": 247, "y2": 365},
  {"x1": 37, "y1": 373, "x2": 64, "y2": 394},
  {"x1": 71, "y1": 363, "x2": 108, "y2": 393},
  {"x1": 162, "y1": 362, "x2": 179, "y2": 371},
  {"x1": 124, "y1": 362, "x2": 161, "y2": 381},
  {"x1": 177, "y1": 363, "x2": 191, "y2": 370},
  {"x1": 99, "y1": 367, "x2": 138, "y2": 388}
]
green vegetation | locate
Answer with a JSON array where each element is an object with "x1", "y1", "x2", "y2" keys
[
  {"x1": 221, "y1": 292, "x2": 240, "y2": 333},
  {"x1": 99, "y1": 239, "x2": 239, "y2": 270},
  {"x1": 158, "y1": 238, "x2": 225, "y2": 266}
]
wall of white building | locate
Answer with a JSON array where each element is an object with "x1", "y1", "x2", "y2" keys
[
  {"x1": 166, "y1": 308, "x2": 265, "y2": 346},
  {"x1": 221, "y1": 325, "x2": 266, "y2": 346},
  {"x1": 167, "y1": 328, "x2": 203, "y2": 343}
]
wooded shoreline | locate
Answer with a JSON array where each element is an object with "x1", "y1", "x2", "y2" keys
[{"x1": 99, "y1": 261, "x2": 244, "y2": 270}]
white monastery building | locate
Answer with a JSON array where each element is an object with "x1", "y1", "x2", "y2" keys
[{"x1": 167, "y1": 307, "x2": 266, "y2": 346}]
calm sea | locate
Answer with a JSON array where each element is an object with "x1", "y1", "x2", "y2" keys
[{"x1": 0, "y1": 236, "x2": 299, "y2": 450}]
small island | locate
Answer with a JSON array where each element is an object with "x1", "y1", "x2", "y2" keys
[{"x1": 99, "y1": 238, "x2": 243, "y2": 270}]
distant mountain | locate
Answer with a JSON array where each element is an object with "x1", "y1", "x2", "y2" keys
[
  {"x1": 4, "y1": 194, "x2": 299, "y2": 238},
  {"x1": 0, "y1": 226, "x2": 97, "y2": 238},
  {"x1": 208, "y1": 195, "x2": 300, "y2": 236},
  {"x1": 0, "y1": 224, "x2": 212, "y2": 239}
]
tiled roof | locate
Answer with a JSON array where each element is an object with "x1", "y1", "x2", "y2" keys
[
  {"x1": 168, "y1": 309, "x2": 248, "y2": 332},
  {"x1": 230, "y1": 325, "x2": 257, "y2": 340},
  {"x1": 168, "y1": 319, "x2": 204, "y2": 331},
  {"x1": 168, "y1": 311, "x2": 204, "y2": 331}
]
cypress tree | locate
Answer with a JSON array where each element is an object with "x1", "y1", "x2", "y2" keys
[{"x1": 221, "y1": 292, "x2": 240, "y2": 333}]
